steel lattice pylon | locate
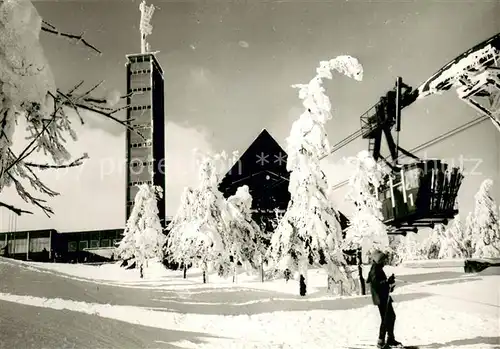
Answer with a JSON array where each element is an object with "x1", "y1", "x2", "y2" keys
[
  {"x1": 415, "y1": 33, "x2": 500, "y2": 133},
  {"x1": 456, "y1": 66, "x2": 500, "y2": 132}
]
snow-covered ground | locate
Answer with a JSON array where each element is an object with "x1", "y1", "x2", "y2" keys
[{"x1": 1, "y1": 257, "x2": 498, "y2": 348}]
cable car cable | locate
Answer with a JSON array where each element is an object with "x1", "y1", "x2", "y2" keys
[{"x1": 329, "y1": 115, "x2": 490, "y2": 191}]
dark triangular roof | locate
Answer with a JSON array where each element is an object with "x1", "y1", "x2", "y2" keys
[
  {"x1": 218, "y1": 128, "x2": 350, "y2": 231},
  {"x1": 219, "y1": 129, "x2": 289, "y2": 194}
]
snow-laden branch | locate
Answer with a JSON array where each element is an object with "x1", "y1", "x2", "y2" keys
[
  {"x1": 0, "y1": 0, "x2": 136, "y2": 217},
  {"x1": 25, "y1": 153, "x2": 89, "y2": 170},
  {"x1": 287, "y1": 56, "x2": 363, "y2": 169}
]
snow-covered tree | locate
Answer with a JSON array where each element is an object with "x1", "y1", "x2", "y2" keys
[
  {"x1": 343, "y1": 150, "x2": 389, "y2": 256},
  {"x1": 165, "y1": 151, "x2": 232, "y2": 283},
  {"x1": 116, "y1": 184, "x2": 166, "y2": 278},
  {"x1": 470, "y1": 179, "x2": 500, "y2": 258},
  {"x1": 163, "y1": 186, "x2": 198, "y2": 277},
  {"x1": 438, "y1": 218, "x2": 463, "y2": 259},
  {"x1": 268, "y1": 56, "x2": 363, "y2": 296},
  {"x1": 0, "y1": 0, "x2": 132, "y2": 216},
  {"x1": 420, "y1": 224, "x2": 444, "y2": 259},
  {"x1": 397, "y1": 233, "x2": 422, "y2": 262},
  {"x1": 386, "y1": 235, "x2": 403, "y2": 265},
  {"x1": 226, "y1": 185, "x2": 263, "y2": 281}
]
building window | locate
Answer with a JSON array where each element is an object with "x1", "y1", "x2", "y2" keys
[
  {"x1": 131, "y1": 124, "x2": 152, "y2": 130},
  {"x1": 130, "y1": 87, "x2": 152, "y2": 93},
  {"x1": 130, "y1": 69, "x2": 151, "y2": 75},
  {"x1": 68, "y1": 241, "x2": 77, "y2": 252},
  {"x1": 90, "y1": 240, "x2": 100, "y2": 249},
  {"x1": 79, "y1": 241, "x2": 89, "y2": 251},
  {"x1": 100, "y1": 239, "x2": 111, "y2": 248},
  {"x1": 13, "y1": 236, "x2": 28, "y2": 254},
  {"x1": 131, "y1": 160, "x2": 154, "y2": 168},
  {"x1": 131, "y1": 105, "x2": 152, "y2": 111},
  {"x1": 29, "y1": 237, "x2": 50, "y2": 253},
  {"x1": 130, "y1": 180, "x2": 153, "y2": 186},
  {"x1": 130, "y1": 140, "x2": 152, "y2": 148}
]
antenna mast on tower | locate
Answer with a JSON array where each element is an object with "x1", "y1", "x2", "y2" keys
[{"x1": 139, "y1": 0, "x2": 155, "y2": 53}]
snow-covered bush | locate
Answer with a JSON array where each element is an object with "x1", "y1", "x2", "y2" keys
[
  {"x1": 165, "y1": 151, "x2": 232, "y2": 283},
  {"x1": 343, "y1": 150, "x2": 389, "y2": 256},
  {"x1": 116, "y1": 184, "x2": 166, "y2": 278},
  {"x1": 470, "y1": 179, "x2": 500, "y2": 258},
  {"x1": 268, "y1": 56, "x2": 363, "y2": 296},
  {"x1": 0, "y1": 0, "x2": 128, "y2": 216}
]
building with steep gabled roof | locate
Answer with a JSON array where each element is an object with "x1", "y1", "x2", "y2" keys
[
  {"x1": 219, "y1": 129, "x2": 290, "y2": 220},
  {"x1": 218, "y1": 129, "x2": 350, "y2": 234}
]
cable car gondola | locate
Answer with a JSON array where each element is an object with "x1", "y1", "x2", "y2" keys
[{"x1": 360, "y1": 77, "x2": 464, "y2": 232}]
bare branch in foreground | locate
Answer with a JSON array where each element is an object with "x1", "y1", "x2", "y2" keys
[
  {"x1": 41, "y1": 21, "x2": 101, "y2": 55},
  {"x1": 0, "y1": 201, "x2": 33, "y2": 216}
]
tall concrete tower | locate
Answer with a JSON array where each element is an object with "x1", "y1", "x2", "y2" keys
[{"x1": 125, "y1": 1, "x2": 166, "y2": 225}]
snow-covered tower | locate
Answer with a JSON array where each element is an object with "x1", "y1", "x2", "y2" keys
[{"x1": 125, "y1": 0, "x2": 166, "y2": 225}]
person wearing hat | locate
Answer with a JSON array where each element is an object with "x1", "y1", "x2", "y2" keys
[{"x1": 366, "y1": 249, "x2": 402, "y2": 348}]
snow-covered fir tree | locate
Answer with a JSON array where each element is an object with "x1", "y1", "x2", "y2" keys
[
  {"x1": 226, "y1": 185, "x2": 263, "y2": 281},
  {"x1": 470, "y1": 179, "x2": 500, "y2": 258},
  {"x1": 438, "y1": 218, "x2": 463, "y2": 259},
  {"x1": 397, "y1": 233, "x2": 423, "y2": 262},
  {"x1": 343, "y1": 150, "x2": 389, "y2": 257},
  {"x1": 462, "y1": 212, "x2": 476, "y2": 258},
  {"x1": 268, "y1": 56, "x2": 363, "y2": 296},
  {"x1": 116, "y1": 184, "x2": 166, "y2": 278},
  {"x1": 451, "y1": 214, "x2": 474, "y2": 258},
  {"x1": 164, "y1": 186, "x2": 198, "y2": 278},
  {"x1": 165, "y1": 151, "x2": 232, "y2": 283},
  {"x1": 0, "y1": 0, "x2": 128, "y2": 216},
  {"x1": 387, "y1": 235, "x2": 403, "y2": 265},
  {"x1": 421, "y1": 224, "x2": 444, "y2": 259}
]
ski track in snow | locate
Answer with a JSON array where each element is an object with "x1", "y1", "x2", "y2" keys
[
  {"x1": 0, "y1": 291, "x2": 497, "y2": 349},
  {"x1": 1, "y1": 257, "x2": 499, "y2": 348}
]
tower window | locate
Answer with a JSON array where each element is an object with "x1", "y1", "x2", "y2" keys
[
  {"x1": 131, "y1": 105, "x2": 152, "y2": 111},
  {"x1": 131, "y1": 69, "x2": 151, "y2": 75},
  {"x1": 130, "y1": 180, "x2": 153, "y2": 186},
  {"x1": 130, "y1": 87, "x2": 152, "y2": 93},
  {"x1": 130, "y1": 140, "x2": 152, "y2": 148}
]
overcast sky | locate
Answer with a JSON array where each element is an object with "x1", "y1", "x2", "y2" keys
[{"x1": 1, "y1": 0, "x2": 499, "y2": 232}]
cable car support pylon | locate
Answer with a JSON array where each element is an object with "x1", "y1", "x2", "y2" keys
[{"x1": 348, "y1": 33, "x2": 500, "y2": 234}]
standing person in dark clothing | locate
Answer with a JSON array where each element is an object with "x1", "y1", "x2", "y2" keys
[{"x1": 366, "y1": 250, "x2": 402, "y2": 348}]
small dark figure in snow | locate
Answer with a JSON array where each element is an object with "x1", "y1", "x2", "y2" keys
[
  {"x1": 366, "y1": 250, "x2": 402, "y2": 348},
  {"x1": 299, "y1": 274, "x2": 307, "y2": 296},
  {"x1": 284, "y1": 269, "x2": 292, "y2": 282}
]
